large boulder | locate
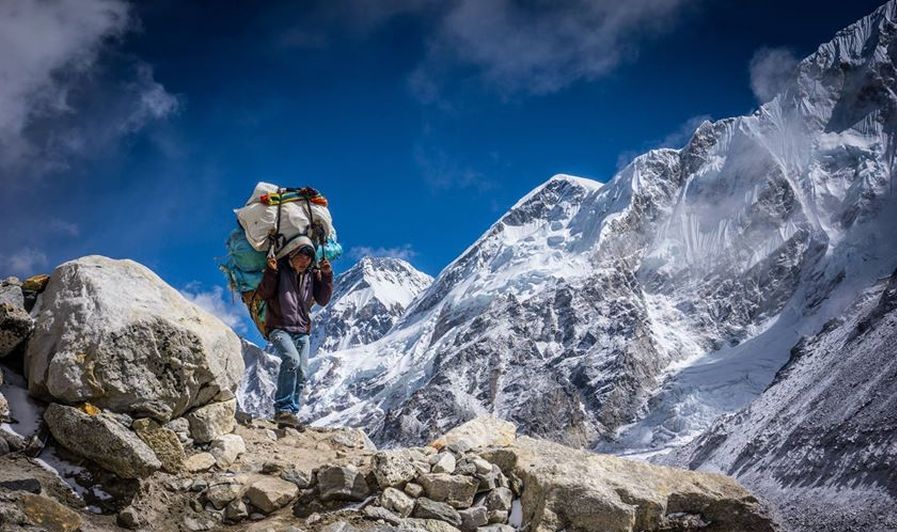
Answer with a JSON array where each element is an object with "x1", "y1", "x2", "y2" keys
[
  {"x1": 481, "y1": 435, "x2": 776, "y2": 532},
  {"x1": 25, "y1": 256, "x2": 243, "y2": 421},
  {"x1": 43, "y1": 403, "x2": 161, "y2": 479},
  {"x1": 430, "y1": 415, "x2": 516, "y2": 451}
]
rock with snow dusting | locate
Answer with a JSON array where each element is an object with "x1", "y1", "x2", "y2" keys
[
  {"x1": 25, "y1": 256, "x2": 243, "y2": 421},
  {"x1": 43, "y1": 403, "x2": 162, "y2": 479}
]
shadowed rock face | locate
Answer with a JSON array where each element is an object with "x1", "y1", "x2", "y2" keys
[
  {"x1": 25, "y1": 255, "x2": 243, "y2": 422},
  {"x1": 662, "y1": 269, "x2": 897, "y2": 532}
]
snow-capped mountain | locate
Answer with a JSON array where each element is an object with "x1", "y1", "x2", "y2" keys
[
  {"x1": 301, "y1": 0, "x2": 897, "y2": 457},
  {"x1": 238, "y1": 256, "x2": 432, "y2": 419},
  {"x1": 661, "y1": 268, "x2": 897, "y2": 532},
  {"x1": 310, "y1": 257, "x2": 433, "y2": 354},
  {"x1": 236, "y1": 338, "x2": 279, "y2": 419}
]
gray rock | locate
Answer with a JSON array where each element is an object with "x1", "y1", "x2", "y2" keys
[
  {"x1": 184, "y1": 452, "x2": 217, "y2": 472},
  {"x1": 280, "y1": 466, "x2": 312, "y2": 488},
  {"x1": 0, "y1": 479, "x2": 41, "y2": 493},
  {"x1": 225, "y1": 499, "x2": 248, "y2": 521},
  {"x1": 164, "y1": 417, "x2": 192, "y2": 444},
  {"x1": 363, "y1": 505, "x2": 403, "y2": 525},
  {"x1": 431, "y1": 453, "x2": 456, "y2": 474},
  {"x1": 209, "y1": 433, "x2": 245, "y2": 467},
  {"x1": 246, "y1": 477, "x2": 299, "y2": 514},
  {"x1": 372, "y1": 449, "x2": 418, "y2": 489},
  {"x1": 43, "y1": 403, "x2": 161, "y2": 478},
  {"x1": 117, "y1": 505, "x2": 142, "y2": 529},
  {"x1": 321, "y1": 521, "x2": 361, "y2": 532},
  {"x1": 486, "y1": 510, "x2": 507, "y2": 524},
  {"x1": 0, "y1": 391, "x2": 9, "y2": 424},
  {"x1": 418, "y1": 473, "x2": 479, "y2": 509},
  {"x1": 403, "y1": 518, "x2": 462, "y2": 532},
  {"x1": 412, "y1": 497, "x2": 462, "y2": 526},
  {"x1": 316, "y1": 464, "x2": 371, "y2": 501},
  {"x1": 0, "y1": 436, "x2": 10, "y2": 456},
  {"x1": 458, "y1": 506, "x2": 488, "y2": 532},
  {"x1": 25, "y1": 256, "x2": 243, "y2": 420},
  {"x1": 381, "y1": 486, "x2": 415, "y2": 517},
  {"x1": 132, "y1": 417, "x2": 185, "y2": 473},
  {"x1": 183, "y1": 514, "x2": 216, "y2": 531},
  {"x1": 0, "y1": 302, "x2": 32, "y2": 358},
  {"x1": 404, "y1": 482, "x2": 425, "y2": 498},
  {"x1": 205, "y1": 482, "x2": 244, "y2": 510},
  {"x1": 482, "y1": 488, "x2": 512, "y2": 513},
  {"x1": 477, "y1": 525, "x2": 513, "y2": 532},
  {"x1": 185, "y1": 399, "x2": 236, "y2": 443},
  {"x1": 0, "y1": 279, "x2": 23, "y2": 308}
]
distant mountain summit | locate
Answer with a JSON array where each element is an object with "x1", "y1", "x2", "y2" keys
[{"x1": 311, "y1": 256, "x2": 433, "y2": 354}]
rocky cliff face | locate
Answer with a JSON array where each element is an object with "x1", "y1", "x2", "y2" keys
[
  {"x1": 302, "y1": 0, "x2": 897, "y2": 455},
  {"x1": 660, "y1": 268, "x2": 897, "y2": 532}
]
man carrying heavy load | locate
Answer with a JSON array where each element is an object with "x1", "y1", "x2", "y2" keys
[{"x1": 255, "y1": 235, "x2": 333, "y2": 429}]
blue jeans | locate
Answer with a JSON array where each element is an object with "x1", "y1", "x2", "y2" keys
[{"x1": 269, "y1": 329, "x2": 310, "y2": 414}]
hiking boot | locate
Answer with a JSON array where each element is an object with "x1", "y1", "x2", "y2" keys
[{"x1": 273, "y1": 411, "x2": 306, "y2": 431}]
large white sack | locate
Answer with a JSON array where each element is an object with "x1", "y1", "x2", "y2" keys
[{"x1": 235, "y1": 182, "x2": 335, "y2": 252}]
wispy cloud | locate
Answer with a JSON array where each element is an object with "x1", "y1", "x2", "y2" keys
[
  {"x1": 616, "y1": 113, "x2": 712, "y2": 170},
  {"x1": 350, "y1": 244, "x2": 417, "y2": 262},
  {"x1": 410, "y1": 0, "x2": 693, "y2": 102},
  {"x1": 414, "y1": 143, "x2": 497, "y2": 192},
  {"x1": 749, "y1": 47, "x2": 799, "y2": 103},
  {"x1": 180, "y1": 284, "x2": 248, "y2": 333},
  {"x1": 0, "y1": 248, "x2": 49, "y2": 278},
  {"x1": 656, "y1": 114, "x2": 712, "y2": 149},
  {"x1": 0, "y1": 0, "x2": 179, "y2": 182},
  {"x1": 46, "y1": 218, "x2": 81, "y2": 238}
]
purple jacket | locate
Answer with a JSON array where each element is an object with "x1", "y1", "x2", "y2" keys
[{"x1": 256, "y1": 258, "x2": 333, "y2": 336}]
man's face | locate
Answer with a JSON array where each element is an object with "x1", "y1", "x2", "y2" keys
[{"x1": 289, "y1": 253, "x2": 312, "y2": 272}]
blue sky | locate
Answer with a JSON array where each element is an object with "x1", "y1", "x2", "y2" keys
[{"x1": 0, "y1": 0, "x2": 884, "y2": 342}]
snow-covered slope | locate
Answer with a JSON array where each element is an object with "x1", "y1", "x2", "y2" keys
[
  {"x1": 236, "y1": 338, "x2": 279, "y2": 419},
  {"x1": 302, "y1": 0, "x2": 897, "y2": 453},
  {"x1": 661, "y1": 269, "x2": 897, "y2": 532},
  {"x1": 310, "y1": 257, "x2": 433, "y2": 354}
]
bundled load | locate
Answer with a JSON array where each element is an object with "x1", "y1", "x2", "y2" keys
[{"x1": 221, "y1": 182, "x2": 343, "y2": 335}]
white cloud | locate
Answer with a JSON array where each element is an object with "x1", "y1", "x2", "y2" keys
[
  {"x1": 411, "y1": 0, "x2": 692, "y2": 101},
  {"x1": 180, "y1": 284, "x2": 248, "y2": 333},
  {"x1": 656, "y1": 114, "x2": 712, "y2": 149},
  {"x1": 1, "y1": 248, "x2": 49, "y2": 278},
  {"x1": 749, "y1": 47, "x2": 799, "y2": 103},
  {"x1": 616, "y1": 113, "x2": 712, "y2": 170},
  {"x1": 0, "y1": 0, "x2": 179, "y2": 181},
  {"x1": 414, "y1": 143, "x2": 497, "y2": 192},
  {"x1": 46, "y1": 218, "x2": 80, "y2": 237},
  {"x1": 350, "y1": 245, "x2": 417, "y2": 261}
]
